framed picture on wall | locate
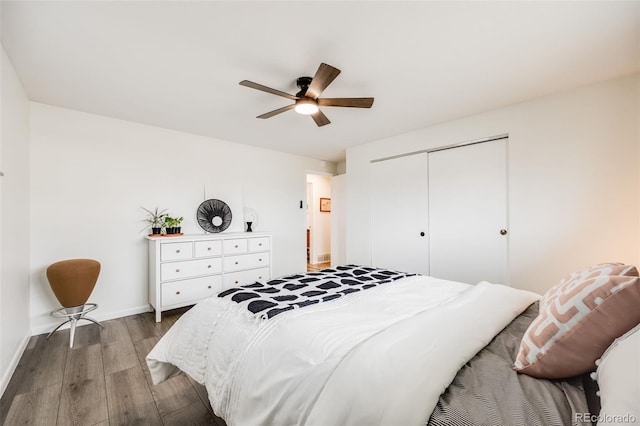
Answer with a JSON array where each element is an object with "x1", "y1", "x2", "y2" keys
[{"x1": 320, "y1": 198, "x2": 331, "y2": 212}]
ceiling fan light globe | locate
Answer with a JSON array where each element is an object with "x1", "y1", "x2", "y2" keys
[{"x1": 294, "y1": 100, "x2": 319, "y2": 115}]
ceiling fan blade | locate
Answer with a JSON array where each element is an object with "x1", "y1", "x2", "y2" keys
[
  {"x1": 257, "y1": 104, "x2": 295, "y2": 119},
  {"x1": 311, "y1": 110, "x2": 331, "y2": 127},
  {"x1": 239, "y1": 80, "x2": 298, "y2": 100},
  {"x1": 306, "y1": 63, "x2": 341, "y2": 100},
  {"x1": 318, "y1": 97, "x2": 374, "y2": 108}
]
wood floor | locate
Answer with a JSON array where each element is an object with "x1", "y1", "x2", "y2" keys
[
  {"x1": 0, "y1": 307, "x2": 226, "y2": 426},
  {"x1": 307, "y1": 261, "x2": 331, "y2": 272},
  {"x1": 2, "y1": 266, "x2": 331, "y2": 425}
]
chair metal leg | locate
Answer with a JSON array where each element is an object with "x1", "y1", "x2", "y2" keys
[
  {"x1": 81, "y1": 316, "x2": 104, "y2": 328},
  {"x1": 69, "y1": 317, "x2": 78, "y2": 348},
  {"x1": 47, "y1": 319, "x2": 71, "y2": 340},
  {"x1": 48, "y1": 303, "x2": 101, "y2": 346}
]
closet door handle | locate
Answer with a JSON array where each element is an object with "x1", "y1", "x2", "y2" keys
[
  {"x1": 500, "y1": 229, "x2": 508, "y2": 235},
  {"x1": 420, "y1": 232, "x2": 425, "y2": 237}
]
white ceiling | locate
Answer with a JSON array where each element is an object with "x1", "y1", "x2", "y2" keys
[{"x1": 2, "y1": 1, "x2": 639, "y2": 163}]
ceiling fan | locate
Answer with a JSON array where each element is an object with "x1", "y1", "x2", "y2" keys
[{"x1": 239, "y1": 63, "x2": 374, "y2": 127}]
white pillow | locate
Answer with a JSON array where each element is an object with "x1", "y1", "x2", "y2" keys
[{"x1": 595, "y1": 323, "x2": 640, "y2": 426}]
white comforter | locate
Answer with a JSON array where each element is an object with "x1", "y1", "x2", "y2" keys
[{"x1": 147, "y1": 275, "x2": 539, "y2": 426}]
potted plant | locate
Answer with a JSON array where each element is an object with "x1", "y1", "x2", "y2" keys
[
  {"x1": 164, "y1": 216, "x2": 177, "y2": 234},
  {"x1": 142, "y1": 207, "x2": 167, "y2": 235},
  {"x1": 174, "y1": 216, "x2": 184, "y2": 234}
]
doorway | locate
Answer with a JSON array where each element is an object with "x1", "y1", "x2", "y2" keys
[{"x1": 306, "y1": 174, "x2": 332, "y2": 272}]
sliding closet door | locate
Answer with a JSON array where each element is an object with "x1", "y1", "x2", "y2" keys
[
  {"x1": 428, "y1": 138, "x2": 508, "y2": 285},
  {"x1": 370, "y1": 153, "x2": 429, "y2": 275}
]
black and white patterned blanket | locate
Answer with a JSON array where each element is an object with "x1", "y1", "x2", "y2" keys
[{"x1": 218, "y1": 265, "x2": 417, "y2": 320}]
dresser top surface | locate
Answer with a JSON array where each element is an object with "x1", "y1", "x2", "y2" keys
[{"x1": 145, "y1": 232, "x2": 271, "y2": 242}]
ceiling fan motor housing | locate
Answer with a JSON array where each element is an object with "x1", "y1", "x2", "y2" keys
[{"x1": 296, "y1": 76, "x2": 313, "y2": 97}]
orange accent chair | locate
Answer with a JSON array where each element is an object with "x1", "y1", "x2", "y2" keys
[{"x1": 46, "y1": 259, "x2": 103, "y2": 347}]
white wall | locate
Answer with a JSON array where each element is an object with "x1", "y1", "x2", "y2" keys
[
  {"x1": 306, "y1": 174, "x2": 331, "y2": 263},
  {"x1": 0, "y1": 47, "x2": 31, "y2": 396},
  {"x1": 331, "y1": 174, "x2": 346, "y2": 266},
  {"x1": 29, "y1": 103, "x2": 335, "y2": 333},
  {"x1": 347, "y1": 74, "x2": 640, "y2": 295},
  {"x1": 637, "y1": 78, "x2": 640, "y2": 269}
]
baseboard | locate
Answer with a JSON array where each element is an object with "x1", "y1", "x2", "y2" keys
[
  {"x1": 0, "y1": 333, "x2": 30, "y2": 398},
  {"x1": 30, "y1": 304, "x2": 152, "y2": 336}
]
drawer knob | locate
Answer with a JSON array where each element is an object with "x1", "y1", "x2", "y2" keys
[
  {"x1": 208, "y1": 265, "x2": 212, "y2": 268},
  {"x1": 259, "y1": 258, "x2": 262, "y2": 262},
  {"x1": 176, "y1": 249, "x2": 180, "y2": 253},
  {"x1": 235, "y1": 261, "x2": 239, "y2": 265},
  {"x1": 176, "y1": 291, "x2": 181, "y2": 295},
  {"x1": 208, "y1": 247, "x2": 212, "y2": 251},
  {"x1": 259, "y1": 243, "x2": 262, "y2": 247},
  {"x1": 235, "y1": 280, "x2": 239, "y2": 284},
  {"x1": 235, "y1": 244, "x2": 239, "y2": 248},
  {"x1": 208, "y1": 285, "x2": 212, "y2": 289},
  {"x1": 176, "y1": 269, "x2": 180, "y2": 273}
]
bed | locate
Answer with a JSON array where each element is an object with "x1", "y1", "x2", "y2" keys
[{"x1": 146, "y1": 264, "x2": 640, "y2": 426}]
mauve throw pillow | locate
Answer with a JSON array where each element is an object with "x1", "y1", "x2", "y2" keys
[{"x1": 513, "y1": 263, "x2": 640, "y2": 379}]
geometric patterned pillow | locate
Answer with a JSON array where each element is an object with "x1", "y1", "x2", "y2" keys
[{"x1": 513, "y1": 263, "x2": 640, "y2": 379}]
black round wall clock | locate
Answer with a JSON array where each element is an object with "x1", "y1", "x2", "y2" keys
[{"x1": 197, "y1": 199, "x2": 232, "y2": 233}]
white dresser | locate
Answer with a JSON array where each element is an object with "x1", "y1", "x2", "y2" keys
[{"x1": 146, "y1": 232, "x2": 271, "y2": 322}]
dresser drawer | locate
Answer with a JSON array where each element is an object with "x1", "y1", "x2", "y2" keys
[
  {"x1": 223, "y1": 238, "x2": 247, "y2": 255},
  {"x1": 161, "y1": 257, "x2": 222, "y2": 281},
  {"x1": 248, "y1": 237, "x2": 269, "y2": 252},
  {"x1": 194, "y1": 240, "x2": 222, "y2": 258},
  {"x1": 161, "y1": 242, "x2": 193, "y2": 261},
  {"x1": 224, "y1": 252, "x2": 270, "y2": 273},
  {"x1": 223, "y1": 267, "x2": 270, "y2": 289},
  {"x1": 148, "y1": 233, "x2": 272, "y2": 322},
  {"x1": 162, "y1": 275, "x2": 223, "y2": 307}
]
